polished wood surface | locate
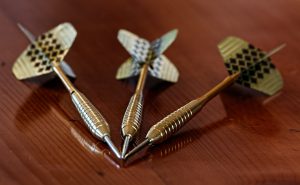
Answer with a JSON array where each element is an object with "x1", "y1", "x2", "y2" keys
[{"x1": 1, "y1": 0, "x2": 300, "y2": 184}]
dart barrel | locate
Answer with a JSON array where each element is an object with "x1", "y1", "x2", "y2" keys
[
  {"x1": 146, "y1": 99, "x2": 204, "y2": 144},
  {"x1": 71, "y1": 90, "x2": 110, "y2": 140},
  {"x1": 121, "y1": 92, "x2": 144, "y2": 137}
]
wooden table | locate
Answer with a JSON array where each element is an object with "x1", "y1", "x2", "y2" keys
[{"x1": 1, "y1": 0, "x2": 300, "y2": 184}]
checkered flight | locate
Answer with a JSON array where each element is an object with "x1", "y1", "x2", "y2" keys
[
  {"x1": 116, "y1": 29, "x2": 179, "y2": 83},
  {"x1": 13, "y1": 23, "x2": 77, "y2": 80},
  {"x1": 218, "y1": 36, "x2": 283, "y2": 95}
]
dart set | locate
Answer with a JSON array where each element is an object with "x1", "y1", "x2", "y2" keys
[{"x1": 12, "y1": 22, "x2": 284, "y2": 163}]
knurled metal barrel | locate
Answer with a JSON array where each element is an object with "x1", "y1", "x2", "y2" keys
[
  {"x1": 121, "y1": 92, "x2": 143, "y2": 137},
  {"x1": 146, "y1": 99, "x2": 204, "y2": 144},
  {"x1": 71, "y1": 90, "x2": 110, "y2": 140}
]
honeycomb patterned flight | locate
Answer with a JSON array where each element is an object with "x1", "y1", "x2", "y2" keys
[
  {"x1": 13, "y1": 23, "x2": 77, "y2": 80},
  {"x1": 26, "y1": 32, "x2": 66, "y2": 73},
  {"x1": 218, "y1": 36, "x2": 283, "y2": 95},
  {"x1": 116, "y1": 29, "x2": 179, "y2": 83}
]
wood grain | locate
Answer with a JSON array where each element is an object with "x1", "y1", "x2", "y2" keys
[{"x1": 1, "y1": 0, "x2": 300, "y2": 184}]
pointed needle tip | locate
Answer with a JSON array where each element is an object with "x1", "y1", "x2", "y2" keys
[
  {"x1": 104, "y1": 136, "x2": 122, "y2": 159},
  {"x1": 121, "y1": 136, "x2": 132, "y2": 158},
  {"x1": 124, "y1": 139, "x2": 150, "y2": 160}
]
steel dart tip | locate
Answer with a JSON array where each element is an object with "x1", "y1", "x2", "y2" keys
[
  {"x1": 124, "y1": 138, "x2": 150, "y2": 160},
  {"x1": 103, "y1": 136, "x2": 121, "y2": 159},
  {"x1": 121, "y1": 135, "x2": 132, "y2": 158}
]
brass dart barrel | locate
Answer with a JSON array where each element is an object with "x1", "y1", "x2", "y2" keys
[{"x1": 125, "y1": 39, "x2": 285, "y2": 160}]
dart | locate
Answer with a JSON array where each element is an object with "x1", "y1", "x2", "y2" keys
[
  {"x1": 125, "y1": 36, "x2": 285, "y2": 159},
  {"x1": 12, "y1": 23, "x2": 121, "y2": 158},
  {"x1": 116, "y1": 29, "x2": 179, "y2": 158}
]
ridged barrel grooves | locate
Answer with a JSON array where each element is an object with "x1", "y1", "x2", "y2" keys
[
  {"x1": 146, "y1": 100, "x2": 200, "y2": 143},
  {"x1": 121, "y1": 93, "x2": 143, "y2": 137},
  {"x1": 71, "y1": 90, "x2": 110, "y2": 140}
]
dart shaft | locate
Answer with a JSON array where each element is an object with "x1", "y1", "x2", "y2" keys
[
  {"x1": 53, "y1": 64, "x2": 76, "y2": 93},
  {"x1": 135, "y1": 63, "x2": 149, "y2": 93},
  {"x1": 146, "y1": 73, "x2": 240, "y2": 144},
  {"x1": 197, "y1": 72, "x2": 240, "y2": 103}
]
